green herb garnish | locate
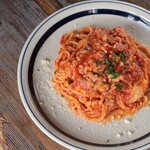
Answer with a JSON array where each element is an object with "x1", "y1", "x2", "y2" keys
[
  {"x1": 121, "y1": 57, "x2": 126, "y2": 62},
  {"x1": 123, "y1": 66, "x2": 128, "y2": 70},
  {"x1": 112, "y1": 57, "x2": 117, "y2": 64},
  {"x1": 107, "y1": 66, "x2": 115, "y2": 73},
  {"x1": 106, "y1": 65, "x2": 120, "y2": 79},
  {"x1": 105, "y1": 59, "x2": 110, "y2": 65},
  {"x1": 107, "y1": 65, "x2": 115, "y2": 73},
  {"x1": 93, "y1": 89, "x2": 97, "y2": 92},
  {"x1": 115, "y1": 82, "x2": 123, "y2": 90},
  {"x1": 94, "y1": 60, "x2": 102, "y2": 66},
  {"x1": 84, "y1": 47, "x2": 88, "y2": 50},
  {"x1": 115, "y1": 51, "x2": 126, "y2": 62},
  {"x1": 112, "y1": 71, "x2": 120, "y2": 79}
]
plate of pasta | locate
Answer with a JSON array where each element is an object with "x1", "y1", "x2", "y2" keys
[{"x1": 18, "y1": 0, "x2": 150, "y2": 149}]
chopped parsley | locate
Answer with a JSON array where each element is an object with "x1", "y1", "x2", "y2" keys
[
  {"x1": 112, "y1": 56, "x2": 117, "y2": 64},
  {"x1": 107, "y1": 65, "x2": 115, "y2": 73},
  {"x1": 94, "y1": 60, "x2": 102, "y2": 66},
  {"x1": 84, "y1": 47, "x2": 89, "y2": 50},
  {"x1": 115, "y1": 51, "x2": 126, "y2": 62},
  {"x1": 106, "y1": 65, "x2": 120, "y2": 79},
  {"x1": 115, "y1": 82, "x2": 123, "y2": 90},
  {"x1": 123, "y1": 66, "x2": 128, "y2": 70},
  {"x1": 112, "y1": 71, "x2": 120, "y2": 79},
  {"x1": 105, "y1": 59, "x2": 110, "y2": 65},
  {"x1": 93, "y1": 89, "x2": 98, "y2": 92}
]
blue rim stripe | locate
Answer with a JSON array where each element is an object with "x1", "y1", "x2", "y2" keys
[{"x1": 20, "y1": 1, "x2": 150, "y2": 150}]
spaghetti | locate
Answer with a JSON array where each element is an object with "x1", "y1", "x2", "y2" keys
[{"x1": 52, "y1": 26, "x2": 150, "y2": 122}]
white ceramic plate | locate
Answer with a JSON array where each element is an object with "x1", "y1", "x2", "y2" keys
[{"x1": 18, "y1": 0, "x2": 150, "y2": 149}]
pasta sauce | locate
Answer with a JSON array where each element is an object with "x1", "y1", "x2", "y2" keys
[{"x1": 52, "y1": 26, "x2": 150, "y2": 122}]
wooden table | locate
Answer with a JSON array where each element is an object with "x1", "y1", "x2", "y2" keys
[{"x1": 0, "y1": 0, "x2": 150, "y2": 149}]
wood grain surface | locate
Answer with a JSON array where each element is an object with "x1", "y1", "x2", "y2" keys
[{"x1": 0, "y1": 0, "x2": 150, "y2": 150}]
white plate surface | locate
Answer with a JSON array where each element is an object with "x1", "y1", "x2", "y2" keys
[{"x1": 18, "y1": 1, "x2": 150, "y2": 149}]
